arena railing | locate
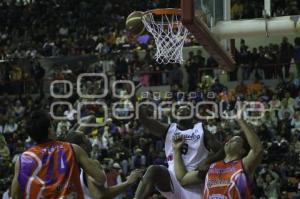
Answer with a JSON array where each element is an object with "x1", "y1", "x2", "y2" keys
[{"x1": 0, "y1": 61, "x2": 298, "y2": 95}]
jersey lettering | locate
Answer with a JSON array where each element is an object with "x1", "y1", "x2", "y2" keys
[
  {"x1": 204, "y1": 160, "x2": 252, "y2": 199},
  {"x1": 42, "y1": 149, "x2": 69, "y2": 185},
  {"x1": 165, "y1": 123, "x2": 209, "y2": 176},
  {"x1": 19, "y1": 141, "x2": 84, "y2": 199},
  {"x1": 209, "y1": 194, "x2": 226, "y2": 199}
]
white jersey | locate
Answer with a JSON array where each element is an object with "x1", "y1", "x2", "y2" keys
[
  {"x1": 80, "y1": 169, "x2": 108, "y2": 199},
  {"x1": 165, "y1": 122, "x2": 210, "y2": 173},
  {"x1": 80, "y1": 169, "x2": 94, "y2": 199},
  {"x1": 2, "y1": 190, "x2": 10, "y2": 199}
]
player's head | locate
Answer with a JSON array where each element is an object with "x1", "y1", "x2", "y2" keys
[
  {"x1": 224, "y1": 135, "x2": 250, "y2": 158},
  {"x1": 175, "y1": 105, "x2": 192, "y2": 122},
  {"x1": 66, "y1": 131, "x2": 92, "y2": 154},
  {"x1": 26, "y1": 110, "x2": 54, "y2": 143}
]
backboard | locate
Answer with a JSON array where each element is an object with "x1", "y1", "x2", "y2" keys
[
  {"x1": 194, "y1": 0, "x2": 227, "y2": 27},
  {"x1": 181, "y1": 0, "x2": 236, "y2": 71}
]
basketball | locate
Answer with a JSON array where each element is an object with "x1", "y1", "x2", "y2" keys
[{"x1": 126, "y1": 11, "x2": 145, "y2": 35}]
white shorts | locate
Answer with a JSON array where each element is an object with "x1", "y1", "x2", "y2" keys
[{"x1": 157, "y1": 170, "x2": 204, "y2": 199}]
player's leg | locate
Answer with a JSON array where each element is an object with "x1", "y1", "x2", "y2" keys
[{"x1": 134, "y1": 165, "x2": 172, "y2": 199}]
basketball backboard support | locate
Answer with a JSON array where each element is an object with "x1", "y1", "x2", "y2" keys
[{"x1": 181, "y1": 0, "x2": 236, "y2": 71}]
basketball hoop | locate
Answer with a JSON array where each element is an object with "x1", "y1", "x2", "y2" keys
[{"x1": 142, "y1": 8, "x2": 189, "y2": 64}]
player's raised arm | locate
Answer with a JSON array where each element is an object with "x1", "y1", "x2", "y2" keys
[
  {"x1": 237, "y1": 118, "x2": 263, "y2": 179},
  {"x1": 172, "y1": 136, "x2": 203, "y2": 187},
  {"x1": 138, "y1": 105, "x2": 169, "y2": 138},
  {"x1": 72, "y1": 144, "x2": 106, "y2": 186},
  {"x1": 68, "y1": 115, "x2": 96, "y2": 135},
  {"x1": 129, "y1": 83, "x2": 168, "y2": 138}
]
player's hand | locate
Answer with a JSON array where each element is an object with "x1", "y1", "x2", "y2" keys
[
  {"x1": 80, "y1": 114, "x2": 96, "y2": 123},
  {"x1": 126, "y1": 169, "x2": 144, "y2": 185},
  {"x1": 172, "y1": 135, "x2": 185, "y2": 151},
  {"x1": 136, "y1": 82, "x2": 143, "y2": 90}
]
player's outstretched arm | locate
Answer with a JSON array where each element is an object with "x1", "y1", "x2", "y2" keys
[
  {"x1": 68, "y1": 115, "x2": 96, "y2": 135},
  {"x1": 11, "y1": 157, "x2": 21, "y2": 199},
  {"x1": 87, "y1": 169, "x2": 143, "y2": 199},
  {"x1": 237, "y1": 119, "x2": 263, "y2": 179},
  {"x1": 138, "y1": 105, "x2": 169, "y2": 138},
  {"x1": 173, "y1": 136, "x2": 203, "y2": 187},
  {"x1": 72, "y1": 144, "x2": 106, "y2": 186}
]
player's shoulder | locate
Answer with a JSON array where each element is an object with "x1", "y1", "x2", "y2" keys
[
  {"x1": 167, "y1": 122, "x2": 177, "y2": 131},
  {"x1": 52, "y1": 140, "x2": 67, "y2": 145},
  {"x1": 194, "y1": 121, "x2": 203, "y2": 126},
  {"x1": 19, "y1": 150, "x2": 38, "y2": 166},
  {"x1": 70, "y1": 143, "x2": 86, "y2": 158},
  {"x1": 169, "y1": 122, "x2": 177, "y2": 127},
  {"x1": 210, "y1": 160, "x2": 223, "y2": 168},
  {"x1": 194, "y1": 122, "x2": 205, "y2": 130},
  {"x1": 23, "y1": 143, "x2": 43, "y2": 155},
  {"x1": 52, "y1": 140, "x2": 73, "y2": 148},
  {"x1": 209, "y1": 162, "x2": 217, "y2": 169}
]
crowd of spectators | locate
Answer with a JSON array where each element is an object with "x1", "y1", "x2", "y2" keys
[
  {"x1": 0, "y1": 0, "x2": 180, "y2": 60},
  {"x1": 229, "y1": 37, "x2": 300, "y2": 81},
  {"x1": 1, "y1": 35, "x2": 300, "y2": 96},
  {"x1": 0, "y1": 59, "x2": 45, "y2": 95},
  {"x1": 231, "y1": 0, "x2": 300, "y2": 19},
  {"x1": 1, "y1": 61, "x2": 300, "y2": 198},
  {"x1": 0, "y1": 0, "x2": 299, "y2": 59},
  {"x1": 1, "y1": 0, "x2": 300, "y2": 96}
]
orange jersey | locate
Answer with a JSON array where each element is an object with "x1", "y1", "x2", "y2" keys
[
  {"x1": 18, "y1": 141, "x2": 84, "y2": 199},
  {"x1": 204, "y1": 160, "x2": 252, "y2": 199}
]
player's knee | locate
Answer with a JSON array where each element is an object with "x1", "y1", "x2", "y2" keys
[
  {"x1": 144, "y1": 165, "x2": 164, "y2": 180},
  {"x1": 179, "y1": 179, "x2": 189, "y2": 187}
]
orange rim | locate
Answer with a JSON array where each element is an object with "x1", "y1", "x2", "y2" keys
[{"x1": 146, "y1": 8, "x2": 181, "y2": 16}]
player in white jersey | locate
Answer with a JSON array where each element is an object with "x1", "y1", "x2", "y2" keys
[
  {"x1": 67, "y1": 131, "x2": 143, "y2": 199},
  {"x1": 134, "y1": 105, "x2": 224, "y2": 199}
]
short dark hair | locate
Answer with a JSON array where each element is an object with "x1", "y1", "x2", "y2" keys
[{"x1": 26, "y1": 110, "x2": 51, "y2": 143}]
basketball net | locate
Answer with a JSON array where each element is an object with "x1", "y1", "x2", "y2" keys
[{"x1": 142, "y1": 10, "x2": 189, "y2": 64}]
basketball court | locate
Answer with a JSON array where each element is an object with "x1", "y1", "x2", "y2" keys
[{"x1": 2, "y1": 1, "x2": 300, "y2": 198}]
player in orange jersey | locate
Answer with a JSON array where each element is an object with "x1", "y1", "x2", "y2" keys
[
  {"x1": 172, "y1": 115, "x2": 263, "y2": 199},
  {"x1": 67, "y1": 131, "x2": 144, "y2": 199},
  {"x1": 11, "y1": 110, "x2": 107, "y2": 199}
]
